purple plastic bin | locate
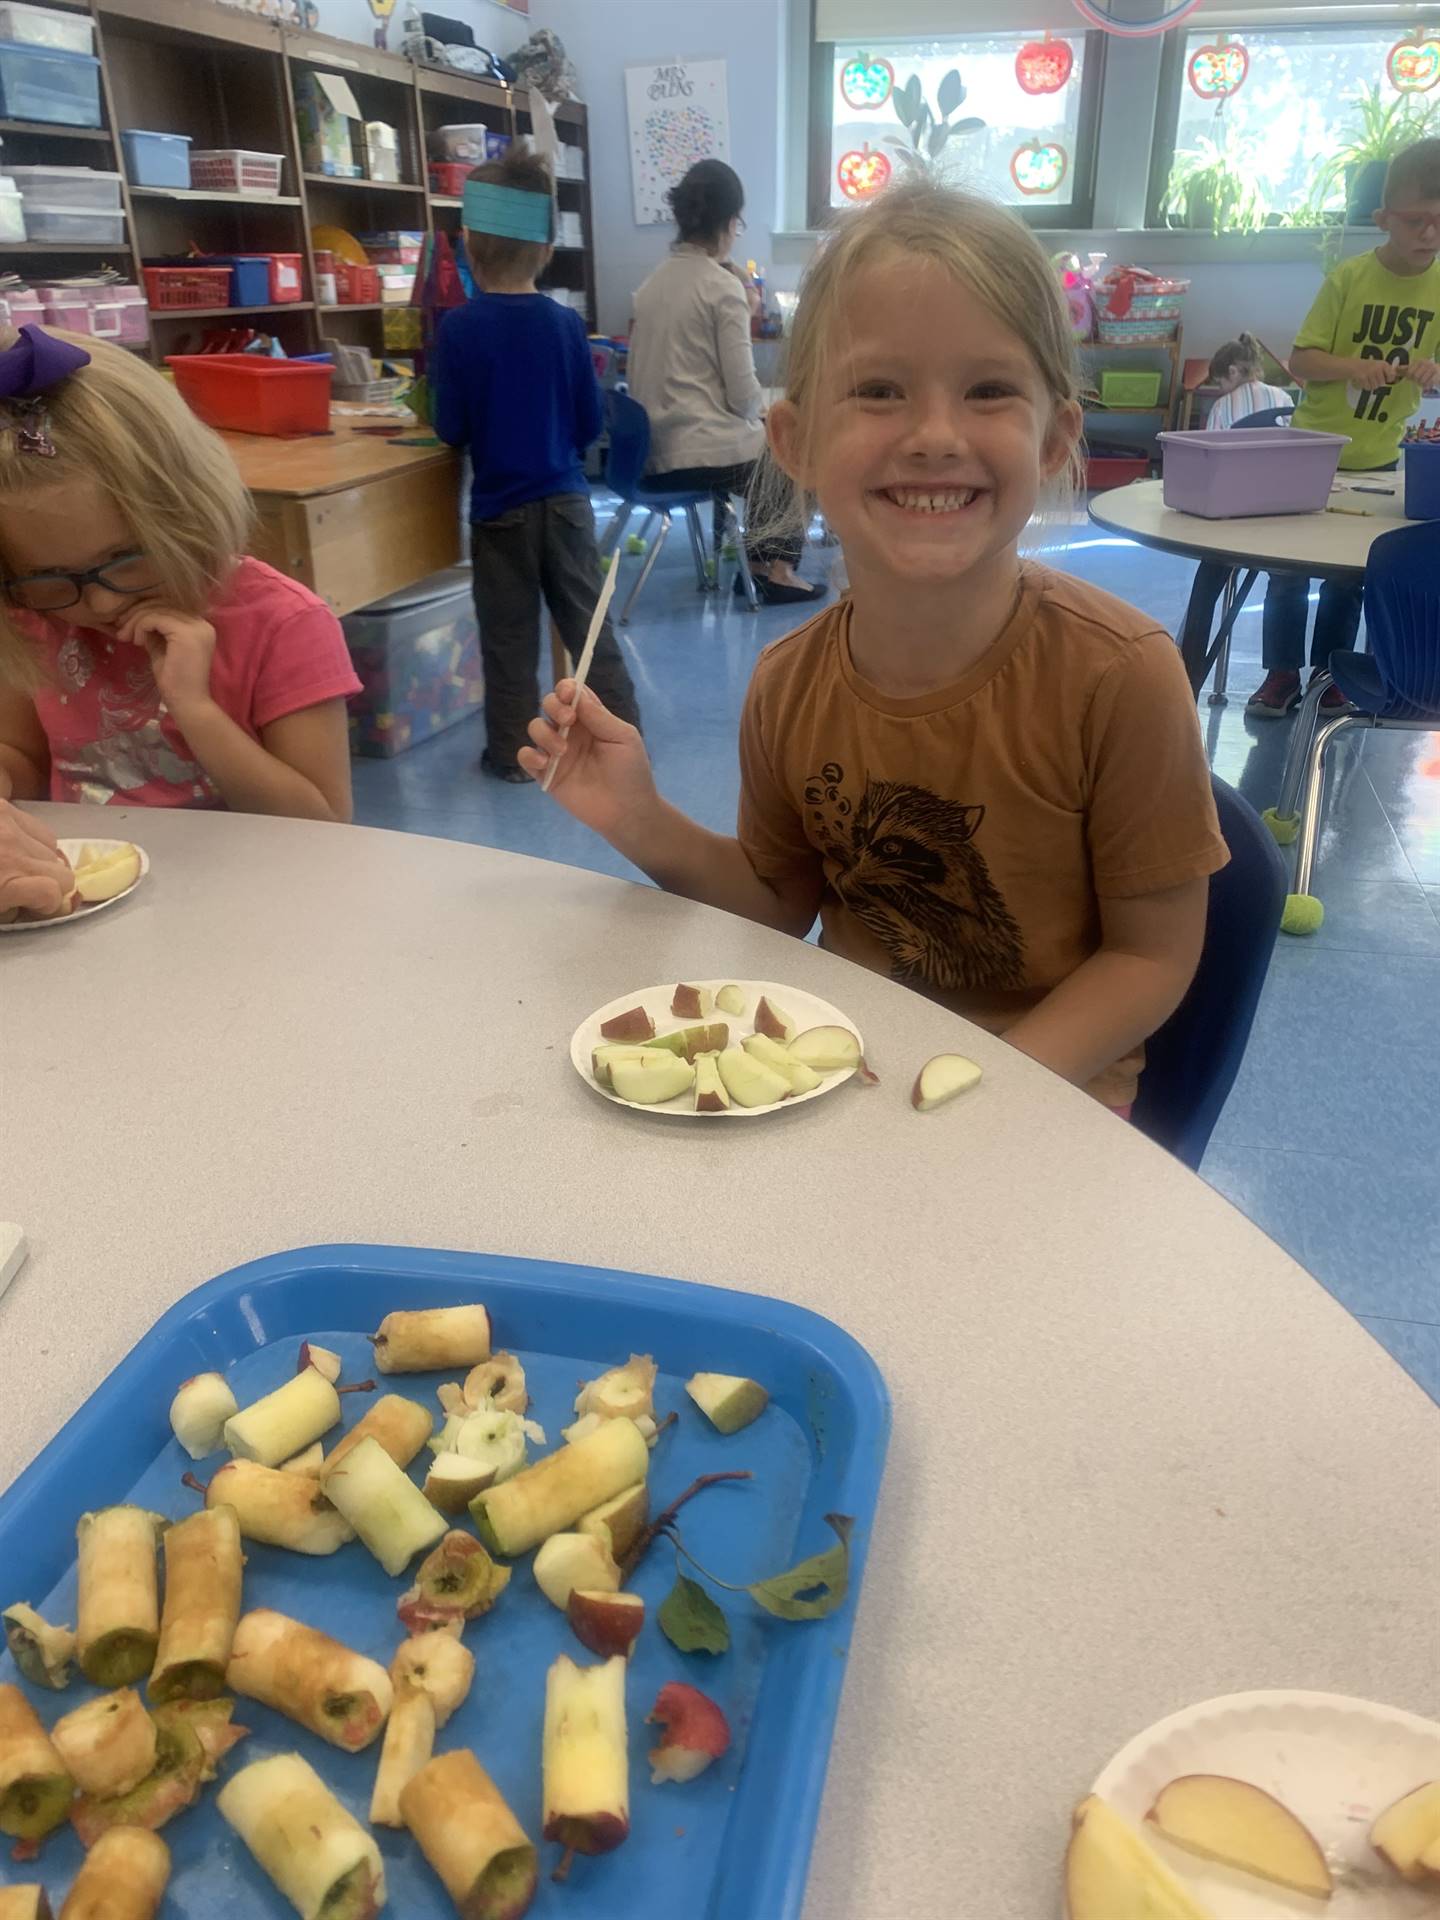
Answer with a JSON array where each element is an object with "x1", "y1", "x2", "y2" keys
[{"x1": 1158, "y1": 427, "x2": 1350, "y2": 519}]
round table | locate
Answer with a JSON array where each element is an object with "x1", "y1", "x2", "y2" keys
[
  {"x1": 4, "y1": 806, "x2": 1437, "y2": 1919},
  {"x1": 1090, "y1": 475, "x2": 1417, "y2": 702}
]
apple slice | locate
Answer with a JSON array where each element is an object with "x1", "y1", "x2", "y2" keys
[
  {"x1": 2, "y1": 1605, "x2": 76, "y2": 1691},
  {"x1": 297, "y1": 1342, "x2": 342, "y2": 1384},
  {"x1": 645, "y1": 1022, "x2": 729, "y2": 1062},
  {"x1": 590, "y1": 1044, "x2": 650, "y2": 1087},
  {"x1": 742, "y1": 1032, "x2": 823, "y2": 1096},
  {"x1": 1066, "y1": 1796, "x2": 1215, "y2": 1920},
  {"x1": 912, "y1": 1053, "x2": 982, "y2": 1111},
  {"x1": 610, "y1": 1053, "x2": 695, "y2": 1105},
  {"x1": 715, "y1": 984, "x2": 746, "y2": 1017},
  {"x1": 1147, "y1": 1775, "x2": 1332, "y2": 1900},
  {"x1": 685, "y1": 1371, "x2": 768, "y2": 1435},
  {"x1": 278, "y1": 1442, "x2": 323, "y2": 1475},
  {"x1": 73, "y1": 844, "x2": 140, "y2": 903},
  {"x1": 647, "y1": 1682, "x2": 730, "y2": 1784},
  {"x1": 533, "y1": 1533, "x2": 621, "y2": 1611},
  {"x1": 396, "y1": 1531, "x2": 510, "y2": 1633},
  {"x1": 753, "y1": 996, "x2": 796, "y2": 1044},
  {"x1": 670, "y1": 984, "x2": 713, "y2": 1020},
  {"x1": 574, "y1": 1355, "x2": 656, "y2": 1424},
  {"x1": 1372, "y1": 1781, "x2": 1440, "y2": 1881},
  {"x1": 577, "y1": 1484, "x2": 648, "y2": 1561},
  {"x1": 716, "y1": 1045, "x2": 789, "y2": 1109},
  {"x1": 599, "y1": 1005, "x2": 655, "y2": 1043},
  {"x1": 423, "y1": 1451, "x2": 500, "y2": 1514},
  {"x1": 542, "y1": 1655, "x2": 629, "y2": 1859},
  {"x1": 789, "y1": 1026, "x2": 862, "y2": 1072},
  {"x1": 169, "y1": 1372, "x2": 239, "y2": 1461},
  {"x1": 694, "y1": 1054, "x2": 729, "y2": 1112},
  {"x1": 567, "y1": 1590, "x2": 644, "y2": 1659}
]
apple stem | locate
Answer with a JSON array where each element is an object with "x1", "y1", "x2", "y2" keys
[
  {"x1": 551, "y1": 1847, "x2": 576, "y2": 1884},
  {"x1": 652, "y1": 1411, "x2": 678, "y2": 1440},
  {"x1": 336, "y1": 1379, "x2": 377, "y2": 1397},
  {"x1": 181, "y1": 1471, "x2": 210, "y2": 1499},
  {"x1": 621, "y1": 1470, "x2": 753, "y2": 1578}
]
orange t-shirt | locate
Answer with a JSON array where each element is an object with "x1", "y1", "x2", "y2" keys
[{"x1": 737, "y1": 563, "x2": 1229, "y2": 1107}]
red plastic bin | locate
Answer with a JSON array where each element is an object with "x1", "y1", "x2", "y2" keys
[
  {"x1": 333, "y1": 262, "x2": 380, "y2": 303},
  {"x1": 143, "y1": 265, "x2": 233, "y2": 311},
  {"x1": 428, "y1": 161, "x2": 470, "y2": 197},
  {"x1": 167, "y1": 356, "x2": 332, "y2": 436}
]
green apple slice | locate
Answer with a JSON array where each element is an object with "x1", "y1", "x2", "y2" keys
[
  {"x1": 685, "y1": 1371, "x2": 769, "y2": 1434},
  {"x1": 742, "y1": 1032, "x2": 823, "y2": 1095},
  {"x1": 610, "y1": 1054, "x2": 695, "y2": 1105},
  {"x1": 716, "y1": 1046, "x2": 789, "y2": 1109}
]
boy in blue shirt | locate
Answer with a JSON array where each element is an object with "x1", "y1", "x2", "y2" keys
[{"x1": 434, "y1": 150, "x2": 640, "y2": 780}]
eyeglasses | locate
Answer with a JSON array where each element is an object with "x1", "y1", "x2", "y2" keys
[
  {"x1": 1, "y1": 550, "x2": 159, "y2": 612},
  {"x1": 1388, "y1": 209, "x2": 1440, "y2": 237}
]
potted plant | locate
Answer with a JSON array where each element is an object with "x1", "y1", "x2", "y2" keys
[
  {"x1": 1316, "y1": 84, "x2": 1440, "y2": 226},
  {"x1": 887, "y1": 69, "x2": 985, "y2": 178},
  {"x1": 1161, "y1": 135, "x2": 1270, "y2": 235}
]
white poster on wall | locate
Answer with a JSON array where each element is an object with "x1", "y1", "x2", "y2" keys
[{"x1": 625, "y1": 58, "x2": 731, "y2": 227}]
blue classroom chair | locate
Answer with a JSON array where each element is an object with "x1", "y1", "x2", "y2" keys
[
  {"x1": 598, "y1": 392, "x2": 758, "y2": 625},
  {"x1": 1264, "y1": 523, "x2": 1440, "y2": 934},
  {"x1": 1131, "y1": 777, "x2": 1287, "y2": 1168}
]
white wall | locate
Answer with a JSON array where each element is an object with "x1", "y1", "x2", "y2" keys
[{"x1": 525, "y1": 0, "x2": 789, "y2": 332}]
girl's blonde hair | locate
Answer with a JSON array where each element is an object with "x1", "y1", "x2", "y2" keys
[
  {"x1": 0, "y1": 327, "x2": 252, "y2": 687},
  {"x1": 761, "y1": 180, "x2": 1084, "y2": 537}
]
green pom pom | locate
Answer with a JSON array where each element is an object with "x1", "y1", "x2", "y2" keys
[
  {"x1": 624, "y1": 534, "x2": 647, "y2": 556},
  {"x1": 1281, "y1": 893, "x2": 1324, "y2": 936},
  {"x1": 1262, "y1": 807, "x2": 1299, "y2": 847}
]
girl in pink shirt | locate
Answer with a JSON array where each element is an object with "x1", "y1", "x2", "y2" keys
[{"x1": 0, "y1": 326, "x2": 359, "y2": 819}]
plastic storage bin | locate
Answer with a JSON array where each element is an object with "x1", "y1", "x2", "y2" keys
[
  {"x1": 1158, "y1": 428, "x2": 1349, "y2": 519},
  {"x1": 0, "y1": 3, "x2": 93, "y2": 52},
  {"x1": 433, "y1": 123, "x2": 509, "y2": 164},
  {"x1": 0, "y1": 176, "x2": 23, "y2": 242},
  {"x1": 427, "y1": 160, "x2": 468, "y2": 197},
  {"x1": 188, "y1": 148, "x2": 284, "y2": 196},
  {"x1": 344, "y1": 568, "x2": 484, "y2": 757},
  {"x1": 142, "y1": 264, "x2": 233, "y2": 309},
  {"x1": 167, "y1": 356, "x2": 332, "y2": 436},
  {"x1": 120, "y1": 129, "x2": 190, "y2": 188},
  {"x1": 1405, "y1": 442, "x2": 1440, "y2": 520},
  {"x1": 20, "y1": 202, "x2": 124, "y2": 243},
  {"x1": 0, "y1": 39, "x2": 100, "y2": 124},
  {"x1": 220, "y1": 253, "x2": 303, "y2": 305},
  {"x1": 7, "y1": 164, "x2": 121, "y2": 208},
  {"x1": 0, "y1": 287, "x2": 42, "y2": 326},
  {"x1": 1100, "y1": 370, "x2": 1162, "y2": 408}
]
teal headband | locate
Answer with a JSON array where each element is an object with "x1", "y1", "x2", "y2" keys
[{"x1": 462, "y1": 181, "x2": 554, "y2": 243}]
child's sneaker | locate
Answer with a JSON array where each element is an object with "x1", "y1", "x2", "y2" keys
[{"x1": 1247, "y1": 670, "x2": 1302, "y2": 716}]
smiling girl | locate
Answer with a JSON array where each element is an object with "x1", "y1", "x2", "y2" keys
[
  {"x1": 0, "y1": 327, "x2": 359, "y2": 819},
  {"x1": 523, "y1": 184, "x2": 1227, "y2": 1109}
]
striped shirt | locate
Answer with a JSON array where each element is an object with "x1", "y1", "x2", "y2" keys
[{"x1": 1205, "y1": 380, "x2": 1293, "y2": 431}]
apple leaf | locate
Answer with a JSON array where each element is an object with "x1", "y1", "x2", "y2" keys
[
  {"x1": 746, "y1": 1514, "x2": 854, "y2": 1621},
  {"x1": 659, "y1": 1575, "x2": 730, "y2": 1655}
]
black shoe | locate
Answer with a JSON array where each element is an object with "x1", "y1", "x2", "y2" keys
[
  {"x1": 480, "y1": 751, "x2": 532, "y2": 784},
  {"x1": 736, "y1": 574, "x2": 825, "y2": 606}
]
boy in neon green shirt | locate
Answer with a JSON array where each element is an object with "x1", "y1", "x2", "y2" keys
[{"x1": 1250, "y1": 139, "x2": 1440, "y2": 716}]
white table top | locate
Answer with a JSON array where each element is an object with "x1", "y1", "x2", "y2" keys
[
  {"x1": 1090, "y1": 473, "x2": 1416, "y2": 577},
  {"x1": 4, "y1": 806, "x2": 1437, "y2": 1919}
]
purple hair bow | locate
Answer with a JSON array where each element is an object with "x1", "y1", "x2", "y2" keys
[{"x1": 0, "y1": 323, "x2": 91, "y2": 455}]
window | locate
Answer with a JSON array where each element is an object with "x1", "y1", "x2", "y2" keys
[
  {"x1": 812, "y1": 31, "x2": 1103, "y2": 229},
  {"x1": 1150, "y1": 22, "x2": 1440, "y2": 232}
]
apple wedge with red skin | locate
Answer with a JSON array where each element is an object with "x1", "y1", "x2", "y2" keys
[
  {"x1": 644, "y1": 1023, "x2": 729, "y2": 1062},
  {"x1": 647, "y1": 1683, "x2": 730, "y2": 1784},
  {"x1": 296, "y1": 1342, "x2": 341, "y2": 1384},
  {"x1": 567, "y1": 1590, "x2": 644, "y2": 1660},
  {"x1": 669, "y1": 984, "x2": 713, "y2": 1020},
  {"x1": 598, "y1": 1005, "x2": 655, "y2": 1043},
  {"x1": 912, "y1": 1054, "x2": 982, "y2": 1111},
  {"x1": 752, "y1": 996, "x2": 797, "y2": 1044},
  {"x1": 788, "y1": 1026, "x2": 862, "y2": 1073},
  {"x1": 693, "y1": 1053, "x2": 729, "y2": 1112},
  {"x1": 1147, "y1": 1774, "x2": 1332, "y2": 1900}
]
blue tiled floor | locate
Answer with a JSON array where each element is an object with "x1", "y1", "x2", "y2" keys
[{"x1": 352, "y1": 497, "x2": 1440, "y2": 1403}]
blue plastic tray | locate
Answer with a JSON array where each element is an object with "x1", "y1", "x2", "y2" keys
[{"x1": 0, "y1": 1245, "x2": 890, "y2": 1918}]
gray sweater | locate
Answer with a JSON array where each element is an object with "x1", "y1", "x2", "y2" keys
[{"x1": 628, "y1": 245, "x2": 765, "y2": 473}]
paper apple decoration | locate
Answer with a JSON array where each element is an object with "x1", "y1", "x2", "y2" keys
[
  {"x1": 1016, "y1": 32, "x2": 1074, "y2": 95},
  {"x1": 839, "y1": 51, "x2": 894, "y2": 110},
  {"x1": 1387, "y1": 29, "x2": 1440, "y2": 94},
  {"x1": 837, "y1": 143, "x2": 892, "y2": 201},
  {"x1": 1010, "y1": 139, "x2": 1068, "y2": 197},
  {"x1": 1187, "y1": 34, "x2": 1248, "y2": 99}
]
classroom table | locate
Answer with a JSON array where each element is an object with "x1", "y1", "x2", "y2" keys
[
  {"x1": 224, "y1": 418, "x2": 464, "y2": 618},
  {"x1": 1089, "y1": 473, "x2": 1416, "y2": 700},
  {"x1": 3, "y1": 807, "x2": 1437, "y2": 1919}
]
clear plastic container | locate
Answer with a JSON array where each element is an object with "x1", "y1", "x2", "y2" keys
[
  {"x1": 0, "y1": 178, "x2": 23, "y2": 242},
  {"x1": 0, "y1": 3, "x2": 94, "y2": 53},
  {"x1": 0, "y1": 41, "x2": 101, "y2": 126},
  {"x1": 1158, "y1": 428, "x2": 1350, "y2": 519},
  {"x1": 21, "y1": 201, "x2": 126, "y2": 244},
  {"x1": 0, "y1": 288, "x2": 42, "y2": 326},
  {"x1": 344, "y1": 571, "x2": 483, "y2": 758},
  {"x1": 120, "y1": 130, "x2": 190, "y2": 189},
  {"x1": 7, "y1": 164, "x2": 122, "y2": 209},
  {"x1": 433, "y1": 123, "x2": 490, "y2": 163}
]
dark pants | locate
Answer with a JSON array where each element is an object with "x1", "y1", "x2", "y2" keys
[
  {"x1": 644, "y1": 459, "x2": 801, "y2": 572},
  {"x1": 1261, "y1": 573, "x2": 1364, "y2": 672},
  {"x1": 470, "y1": 493, "x2": 640, "y2": 765}
]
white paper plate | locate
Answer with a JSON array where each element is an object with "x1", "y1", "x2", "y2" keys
[
  {"x1": 1089, "y1": 1690, "x2": 1440, "y2": 1916},
  {"x1": 571, "y1": 978, "x2": 863, "y2": 1119},
  {"x1": 0, "y1": 838, "x2": 149, "y2": 934}
]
